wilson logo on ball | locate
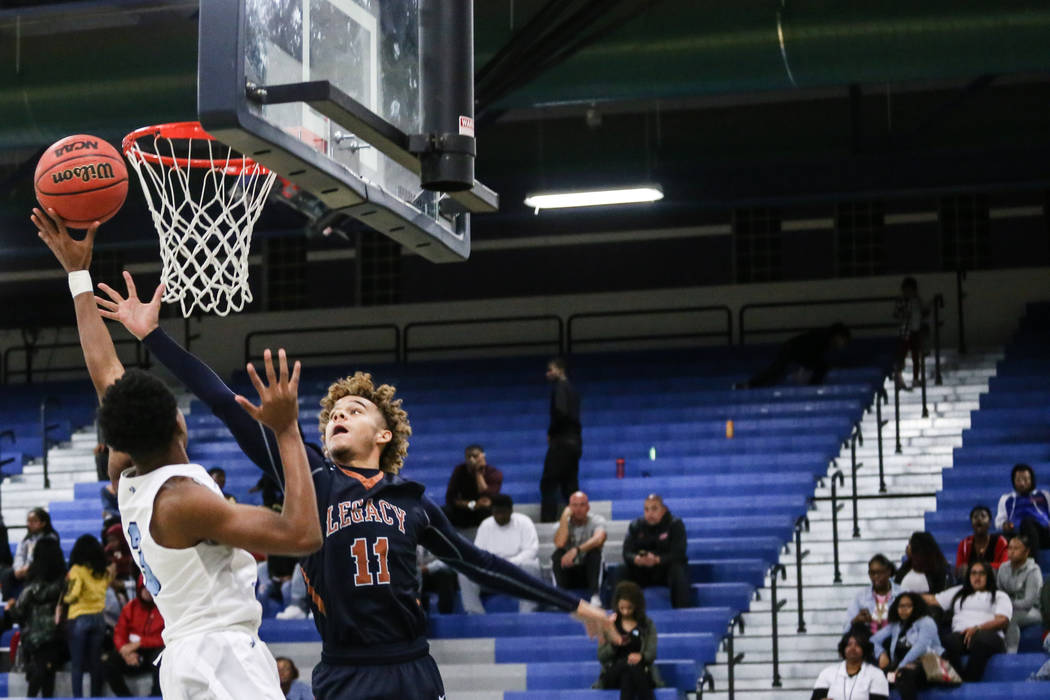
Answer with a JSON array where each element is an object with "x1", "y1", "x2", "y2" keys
[
  {"x1": 53, "y1": 140, "x2": 100, "y2": 157},
  {"x1": 51, "y1": 162, "x2": 117, "y2": 185}
]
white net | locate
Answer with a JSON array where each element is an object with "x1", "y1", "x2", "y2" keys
[{"x1": 124, "y1": 127, "x2": 277, "y2": 317}]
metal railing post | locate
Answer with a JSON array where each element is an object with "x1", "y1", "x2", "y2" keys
[
  {"x1": 794, "y1": 515, "x2": 809, "y2": 632},
  {"x1": 725, "y1": 614, "x2": 744, "y2": 700},
  {"x1": 769, "y1": 563, "x2": 787, "y2": 687},
  {"x1": 875, "y1": 387, "x2": 888, "y2": 493},
  {"x1": 829, "y1": 470, "x2": 845, "y2": 583},
  {"x1": 920, "y1": 350, "x2": 929, "y2": 418},
  {"x1": 850, "y1": 428, "x2": 862, "y2": 538},
  {"x1": 933, "y1": 294, "x2": 943, "y2": 386},
  {"x1": 894, "y1": 381, "x2": 902, "y2": 454}
]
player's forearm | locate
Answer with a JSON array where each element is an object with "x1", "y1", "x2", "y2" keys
[
  {"x1": 72, "y1": 290, "x2": 124, "y2": 400},
  {"x1": 272, "y1": 426, "x2": 322, "y2": 554}
]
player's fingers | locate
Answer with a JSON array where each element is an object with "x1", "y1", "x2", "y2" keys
[
  {"x1": 94, "y1": 296, "x2": 119, "y2": 312},
  {"x1": 150, "y1": 283, "x2": 166, "y2": 306},
  {"x1": 289, "y1": 360, "x2": 302, "y2": 391},
  {"x1": 277, "y1": 348, "x2": 289, "y2": 386},
  {"x1": 245, "y1": 362, "x2": 266, "y2": 397},
  {"x1": 234, "y1": 395, "x2": 261, "y2": 419},
  {"x1": 96, "y1": 282, "x2": 126, "y2": 304},
  {"x1": 85, "y1": 222, "x2": 100, "y2": 247},
  {"x1": 123, "y1": 270, "x2": 138, "y2": 300},
  {"x1": 97, "y1": 308, "x2": 120, "y2": 322},
  {"x1": 263, "y1": 348, "x2": 277, "y2": 386},
  {"x1": 45, "y1": 208, "x2": 69, "y2": 235}
]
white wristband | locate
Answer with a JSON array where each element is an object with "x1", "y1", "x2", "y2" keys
[{"x1": 68, "y1": 270, "x2": 93, "y2": 298}]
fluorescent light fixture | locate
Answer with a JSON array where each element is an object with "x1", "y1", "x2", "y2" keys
[{"x1": 524, "y1": 186, "x2": 663, "y2": 213}]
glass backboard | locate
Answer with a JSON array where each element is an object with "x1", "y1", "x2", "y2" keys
[{"x1": 198, "y1": 0, "x2": 497, "y2": 262}]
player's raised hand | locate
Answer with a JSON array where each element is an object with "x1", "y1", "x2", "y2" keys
[
  {"x1": 33, "y1": 207, "x2": 99, "y2": 273},
  {"x1": 573, "y1": 600, "x2": 622, "y2": 644},
  {"x1": 235, "y1": 348, "x2": 302, "y2": 433},
  {"x1": 95, "y1": 270, "x2": 164, "y2": 340}
]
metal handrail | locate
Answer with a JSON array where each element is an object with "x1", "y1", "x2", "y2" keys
[
  {"x1": 739, "y1": 295, "x2": 900, "y2": 344},
  {"x1": 793, "y1": 515, "x2": 809, "y2": 633},
  {"x1": 768, "y1": 563, "x2": 788, "y2": 687},
  {"x1": 875, "y1": 388, "x2": 888, "y2": 493},
  {"x1": 566, "y1": 305, "x2": 732, "y2": 353},
  {"x1": 243, "y1": 323, "x2": 400, "y2": 365},
  {"x1": 724, "y1": 613, "x2": 745, "y2": 700},
  {"x1": 3, "y1": 338, "x2": 145, "y2": 384},
  {"x1": 829, "y1": 470, "x2": 846, "y2": 583},
  {"x1": 403, "y1": 314, "x2": 563, "y2": 362},
  {"x1": 40, "y1": 396, "x2": 61, "y2": 489}
]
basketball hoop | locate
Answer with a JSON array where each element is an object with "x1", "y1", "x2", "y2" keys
[{"x1": 122, "y1": 122, "x2": 277, "y2": 317}]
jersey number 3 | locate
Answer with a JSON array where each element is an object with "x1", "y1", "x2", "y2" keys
[{"x1": 350, "y1": 537, "x2": 391, "y2": 586}]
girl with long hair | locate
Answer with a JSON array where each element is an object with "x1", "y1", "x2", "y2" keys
[
  {"x1": 62, "y1": 534, "x2": 112, "y2": 697},
  {"x1": 895, "y1": 532, "x2": 952, "y2": 594},
  {"x1": 871, "y1": 592, "x2": 943, "y2": 700},
  {"x1": 595, "y1": 581, "x2": 661, "y2": 700},
  {"x1": 6, "y1": 537, "x2": 68, "y2": 697},
  {"x1": 924, "y1": 561, "x2": 1011, "y2": 681}
]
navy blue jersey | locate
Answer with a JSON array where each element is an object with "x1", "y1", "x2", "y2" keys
[{"x1": 143, "y1": 329, "x2": 581, "y2": 663}]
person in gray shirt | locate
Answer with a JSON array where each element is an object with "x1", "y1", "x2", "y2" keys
[
  {"x1": 552, "y1": 491, "x2": 607, "y2": 606},
  {"x1": 996, "y1": 533, "x2": 1043, "y2": 653}
]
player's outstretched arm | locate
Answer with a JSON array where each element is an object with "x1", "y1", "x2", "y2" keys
[
  {"x1": 96, "y1": 271, "x2": 298, "y2": 482},
  {"x1": 33, "y1": 208, "x2": 122, "y2": 400},
  {"x1": 152, "y1": 349, "x2": 322, "y2": 556}
]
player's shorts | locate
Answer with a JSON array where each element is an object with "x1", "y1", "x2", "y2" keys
[
  {"x1": 159, "y1": 628, "x2": 285, "y2": 700},
  {"x1": 312, "y1": 653, "x2": 446, "y2": 700}
]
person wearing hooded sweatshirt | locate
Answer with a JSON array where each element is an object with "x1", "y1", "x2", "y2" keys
[
  {"x1": 995, "y1": 463, "x2": 1050, "y2": 554},
  {"x1": 996, "y1": 534, "x2": 1043, "y2": 653},
  {"x1": 620, "y1": 494, "x2": 690, "y2": 608},
  {"x1": 104, "y1": 576, "x2": 165, "y2": 697}
]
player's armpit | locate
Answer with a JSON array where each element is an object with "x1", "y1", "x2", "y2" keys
[{"x1": 151, "y1": 477, "x2": 322, "y2": 556}]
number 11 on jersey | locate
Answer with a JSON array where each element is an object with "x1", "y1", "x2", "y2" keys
[{"x1": 351, "y1": 537, "x2": 391, "y2": 586}]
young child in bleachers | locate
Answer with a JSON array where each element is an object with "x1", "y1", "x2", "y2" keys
[
  {"x1": 5, "y1": 538, "x2": 67, "y2": 697},
  {"x1": 995, "y1": 534, "x2": 1043, "y2": 653},
  {"x1": 62, "y1": 534, "x2": 112, "y2": 698},
  {"x1": 955, "y1": 504, "x2": 1009, "y2": 580}
]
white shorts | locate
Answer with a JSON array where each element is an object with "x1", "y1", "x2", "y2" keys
[{"x1": 160, "y1": 629, "x2": 285, "y2": 700}]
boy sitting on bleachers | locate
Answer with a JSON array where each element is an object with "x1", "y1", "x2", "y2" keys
[{"x1": 458, "y1": 494, "x2": 541, "y2": 613}]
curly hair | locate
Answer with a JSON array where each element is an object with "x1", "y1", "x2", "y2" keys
[
  {"x1": 69, "y1": 533, "x2": 108, "y2": 578},
  {"x1": 318, "y1": 372, "x2": 411, "y2": 474},
  {"x1": 98, "y1": 369, "x2": 179, "y2": 463},
  {"x1": 612, "y1": 580, "x2": 648, "y2": 625}
]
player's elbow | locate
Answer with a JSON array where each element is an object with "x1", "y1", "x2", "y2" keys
[{"x1": 288, "y1": 527, "x2": 323, "y2": 556}]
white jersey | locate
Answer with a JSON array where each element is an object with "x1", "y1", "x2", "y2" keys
[{"x1": 118, "y1": 463, "x2": 262, "y2": 645}]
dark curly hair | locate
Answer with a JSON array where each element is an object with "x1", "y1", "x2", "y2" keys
[
  {"x1": 887, "y1": 591, "x2": 930, "y2": 630},
  {"x1": 98, "y1": 369, "x2": 179, "y2": 463},
  {"x1": 838, "y1": 628, "x2": 875, "y2": 662},
  {"x1": 318, "y1": 372, "x2": 410, "y2": 474},
  {"x1": 69, "y1": 534, "x2": 108, "y2": 578},
  {"x1": 27, "y1": 537, "x2": 66, "y2": 585},
  {"x1": 612, "y1": 580, "x2": 648, "y2": 626}
]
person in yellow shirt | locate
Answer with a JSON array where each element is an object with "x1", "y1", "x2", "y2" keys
[{"x1": 62, "y1": 534, "x2": 113, "y2": 698}]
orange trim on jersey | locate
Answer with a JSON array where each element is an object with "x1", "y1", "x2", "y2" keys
[
  {"x1": 337, "y1": 467, "x2": 385, "y2": 490},
  {"x1": 299, "y1": 567, "x2": 326, "y2": 616}
]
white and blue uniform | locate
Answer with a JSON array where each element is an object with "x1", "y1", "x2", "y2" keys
[{"x1": 118, "y1": 462, "x2": 283, "y2": 699}]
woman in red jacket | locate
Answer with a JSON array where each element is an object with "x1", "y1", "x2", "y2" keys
[{"x1": 104, "y1": 577, "x2": 164, "y2": 697}]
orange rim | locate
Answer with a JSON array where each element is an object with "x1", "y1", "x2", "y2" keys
[{"x1": 122, "y1": 121, "x2": 271, "y2": 176}]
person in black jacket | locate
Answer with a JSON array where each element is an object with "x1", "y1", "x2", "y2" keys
[
  {"x1": 741, "y1": 323, "x2": 851, "y2": 388},
  {"x1": 540, "y1": 357, "x2": 582, "y2": 522},
  {"x1": 620, "y1": 495, "x2": 691, "y2": 608}
]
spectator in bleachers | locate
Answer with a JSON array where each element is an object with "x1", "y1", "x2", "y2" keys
[
  {"x1": 104, "y1": 575, "x2": 164, "y2": 696},
  {"x1": 248, "y1": 472, "x2": 284, "y2": 511},
  {"x1": 541, "y1": 356, "x2": 582, "y2": 522},
  {"x1": 621, "y1": 494, "x2": 690, "y2": 609},
  {"x1": 894, "y1": 532, "x2": 952, "y2": 594},
  {"x1": 444, "y1": 444, "x2": 503, "y2": 529},
  {"x1": 924, "y1": 561, "x2": 1011, "y2": 682},
  {"x1": 276, "y1": 657, "x2": 312, "y2": 700},
  {"x1": 871, "y1": 592, "x2": 943, "y2": 700},
  {"x1": 2, "y1": 507, "x2": 59, "y2": 603},
  {"x1": 256, "y1": 554, "x2": 298, "y2": 617},
  {"x1": 595, "y1": 581, "x2": 661, "y2": 700},
  {"x1": 99, "y1": 482, "x2": 120, "y2": 525},
  {"x1": 458, "y1": 494, "x2": 541, "y2": 614},
  {"x1": 552, "y1": 490, "x2": 607, "y2": 607},
  {"x1": 62, "y1": 533, "x2": 112, "y2": 697},
  {"x1": 208, "y1": 466, "x2": 237, "y2": 503},
  {"x1": 811, "y1": 629, "x2": 889, "y2": 700},
  {"x1": 275, "y1": 564, "x2": 311, "y2": 620},
  {"x1": 417, "y1": 546, "x2": 458, "y2": 616},
  {"x1": 996, "y1": 533, "x2": 1043, "y2": 653},
  {"x1": 740, "y1": 323, "x2": 851, "y2": 389},
  {"x1": 892, "y1": 277, "x2": 929, "y2": 391},
  {"x1": 995, "y1": 463, "x2": 1050, "y2": 554},
  {"x1": 5, "y1": 537, "x2": 67, "y2": 697},
  {"x1": 102, "y1": 523, "x2": 133, "y2": 584},
  {"x1": 955, "y1": 504, "x2": 1008, "y2": 580},
  {"x1": 845, "y1": 554, "x2": 900, "y2": 635}
]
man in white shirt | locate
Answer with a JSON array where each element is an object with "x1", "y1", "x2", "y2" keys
[{"x1": 459, "y1": 494, "x2": 541, "y2": 613}]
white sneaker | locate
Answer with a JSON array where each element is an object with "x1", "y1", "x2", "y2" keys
[
  {"x1": 276, "y1": 605, "x2": 307, "y2": 620},
  {"x1": 590, "y1": 594, "x2": 603, "y2": 608}
]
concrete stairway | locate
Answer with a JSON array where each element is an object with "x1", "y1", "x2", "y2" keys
[{"x1": 699, "y1": 349, "x2": 1001, "y2": 700}]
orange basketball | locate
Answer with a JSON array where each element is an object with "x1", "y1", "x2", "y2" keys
[{"x1": 34, "y1": 134, "x2": 128, "y2": 229}]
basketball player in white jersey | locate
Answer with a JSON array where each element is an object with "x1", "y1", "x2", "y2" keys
[{"x1": 34, "y1": 206, "x2": 323, "y2": 698}]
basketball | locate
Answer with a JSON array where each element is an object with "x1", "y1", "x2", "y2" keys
[{"x1": 34, "y1": 134, "x2": 128, "y2": 229}]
